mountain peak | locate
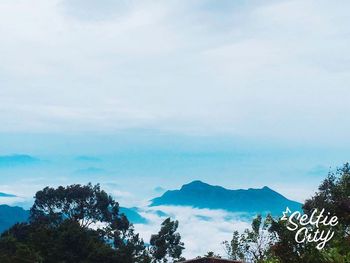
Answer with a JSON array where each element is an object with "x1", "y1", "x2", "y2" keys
[
  {"x1": 186, "y1": 180, "x2": 206, "y2": 186},
  {"x1": 182, "y1": 180, "x2": 208, "y2": 188}
]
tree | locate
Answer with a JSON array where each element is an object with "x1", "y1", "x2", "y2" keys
[
  {"x1": 267, "y1": 216, "x2": 324, "y2": 263},
  {"x1": 149, "y1": 217, "x2": 185, "y2": 262},
  {"x1": 220, "y1": 163, "x2": 350, "y2": 263},
  {"x1": 0, "y1": 220, "x2": 122, "y2": 263},
  {"x1": 303, "y1": 163, "x2": 350, "y2": 262},
  {"x1": 114, "y1": 226, "x2": 151, "y2": 263},
  {"x1": 223, "y1": 215, "x2": 275, "y2": 263},
  {"x1": 29, "y1": 183, "x2": 152, "y2": 262},
  {"x1": 204, "y1": 251, "x2": 221, "y2": 258},
  {"x1": 0, "y1": 235, "x2": 42, "y2": 263},
  {"x1": 1, "y1": 183, "x2": 152, "y2": 263},
  {"x1": 304, "y1": 163, "x2": 350, "y2": 227},
  {"x1": 267, "y1": 163, "x2": 350, "y2": 263},
  {"x1": 30, "y1": 183, "x2": 124, "y2": 229},
  {"x1": 223, "y1": 230, "x2": 244, "y2": 261}
]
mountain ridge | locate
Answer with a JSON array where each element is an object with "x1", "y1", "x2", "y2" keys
[
  {"x1": 150, "y1": 180, "x2": 302, "y2": 215},
  {"x1": 0, "y1": 205, "x2": 29, "y2": 233},
  {"x1": 0, "y1": 205, "x2": 147, "y2": 233}
]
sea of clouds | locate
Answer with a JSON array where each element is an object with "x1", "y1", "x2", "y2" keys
[
  {"x1": 134, "y1": 205, "x2": 252, "y2": 259},
  {"x1": 0, "y1": 192, "x2": 253, "y2": 259}
]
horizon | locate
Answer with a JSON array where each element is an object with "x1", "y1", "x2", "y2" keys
[{"x1": 1, "y1": 130, "x2": 345, "y2": 206}]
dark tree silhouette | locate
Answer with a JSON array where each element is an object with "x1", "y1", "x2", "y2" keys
[
  {"x1": 150, "y1": 217, "x2": 185, "y2": 262},
  {"x1": 1, "y1": 183, "x2": 153, "y2": 263}
]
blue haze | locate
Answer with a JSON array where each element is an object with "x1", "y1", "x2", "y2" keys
[{"x1": 0, "y1": 131, "x2": 347, "y2": 207}]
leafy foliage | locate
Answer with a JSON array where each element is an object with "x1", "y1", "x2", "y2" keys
[
  {"x1": 0, "y1": 235, "x2": 42, "y2": 263},
  {"x1": 224, "y1": 163, "x2": 350, "y2": 263},
  {"x1": 3, "y1": 163, "x2": 350, "y2": 262},
  {"x1": 0, "y1": 183, "x2": 185, "y2": 263},
  {"x1": 304, "y1": 163, "x2": 350, "y2": 228},
  {"x1": 149, "y1": 217, "x2": 185, "y2": 262},
  {"x1": 30, "y1": 183, "x2": 123, "y2": 229},
  {"x1": 203, "y1": 251, "x2": 221, "y2": 258},
  {"x1": 223, "y1": 215, "x2": 276, "y2": 262}
]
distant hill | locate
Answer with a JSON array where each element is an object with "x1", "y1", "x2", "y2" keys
[
  {"x1": 0, "y1": 205, "x2": 29, "y2": 233},
  {"x1": 150, "y1": 180, "x2": 302, "y2": 215},
  {"x1": 119, "y1": 207, "x2": 148, "y2": 224},
  {"x1": 0, "y1": 205, "x2": 147, "y2": 233}
]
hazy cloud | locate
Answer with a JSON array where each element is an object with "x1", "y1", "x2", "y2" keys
[
  {"x1": 0, "y1": 0, "x2": 350, "y2": 144},
  {"x1": 0, "y1": 154, "x2": 40, "y2": 168},
  {"x1": 135, "y1": 205, "x2": 252, "y2": 258}
]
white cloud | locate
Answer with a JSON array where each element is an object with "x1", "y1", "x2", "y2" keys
[
  {"x1": 0, "y1": 196, "x2": 29, "y2": 207},
  {"x1": 135, "y1": 205, "x2": 252, "y2": 259},
  {"x1": 1, "y1": 0, "x2": 350, "y2": 144}
]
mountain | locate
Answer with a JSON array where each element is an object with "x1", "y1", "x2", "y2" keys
[
  {"x1": 0, "y1": 205, "x2": 29, "y2": 233},
  {"x1": 150, "y1": 180, "x2": 302, "y2": 215},
  {"x1": 0, "y1": 205, "x2": 147, "y2": 233},
  {"x1": 119, "y1": 207, "x2": 148, "y2": 224}
]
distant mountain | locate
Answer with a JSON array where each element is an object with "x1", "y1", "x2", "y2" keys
[
  {"x1": 0, "y1": 205, "x2": 29, "y2": 233},
  {"x1": 150, "y1": 180, "x2": 302, "y2": 215},
  {"x1": 119, "y1": 207, "x2": 147, "y2": 224},
  {"x1": 0, "y1": 154, "x2": 40, "y2": 167},
  {"x1": 0, "y1": 192, "x2": 17, "y2": 197},
  {"x1": 0, "y1": 205, "x2": 147, "y2": 233}
]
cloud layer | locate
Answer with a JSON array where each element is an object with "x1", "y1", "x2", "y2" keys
[
  {"x1": 1, "y1": 0, "x2": 350, "y2": 144},
  {"x1": 135, "y1": 205, "x2": 252, "y2": 259}
]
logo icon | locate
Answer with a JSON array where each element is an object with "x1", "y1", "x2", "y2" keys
[{"x1": 281, "y1": 207, "x2": 338, "y2": 250}]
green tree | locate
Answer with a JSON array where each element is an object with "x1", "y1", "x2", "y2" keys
[
  {"x1": 267, "y1": 163, "x2": 350, "y2": 263},
  {"x1": 30, "y1": 183, "x2": 151, "y2": 262},
  {"x1": 204, "y1": 251, "x2": 221, "y2": 258},
  {"x1": 0, "y1": 183, "x2": 152, "y2": 263},
  {"x1": 1, "y1": 220, "x2": 122, "y2": 263},
  {"x1": 114, "y1": 226, "x2": 151, "y2": 263},
  {"x1": 30, "y1": 183, "x2": 124, "y2": 229},
  {"x1": 304, "y1": 163, "x2": 350, "y2": 227},
  {"x1": 267, "y1": 216, "x2": 324, "y2": 263},
  {"x1": 149, "y1": 217, "x2": 185, "y2": 262},
  {"x1": 0, "y1": 235, "x2": 42, "y2": 263},
  {"x1": 223, "y1": 215, "x2": 275, "y2": 263},
  {"x1": 303, "y1": 163, "x2": 350, "y2": 262},
  {"x1": 223, "y1": 230, "x2": 244, "y2": 261},
  {"x1": 222, "y1": 163, "x2": 350, "y2": 263}
]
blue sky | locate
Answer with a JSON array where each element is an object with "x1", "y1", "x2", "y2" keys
[
  {"x1": 1, "y1": 0, "x2": 350, "y2": 204},
  {"x1": 0, "y1": 131, "x2": 348, "y2": 205}
]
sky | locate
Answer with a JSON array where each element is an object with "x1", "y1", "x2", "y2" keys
[
  {"x1": 1, "y1": 0, "x2": 350, "y2": 196},
  {"x1": 1, "y1": 0, "x2": 350, "y2": 141},
  {"x1": 1, "y1": 0, "x2": 350, "y2": 258}
]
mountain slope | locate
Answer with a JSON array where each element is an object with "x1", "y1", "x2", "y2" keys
[
  {"x1": 119, "y1": 207, "x2": 148, "y2": 224},
  {"x1": 0, "y1": 205, "x2": 29, "y2": 233},
  {"x1": 0, "y1": 205, "x2": 147, "y2": 233},
  {"x1": 150, "y1": 180, "x2": 302, "y2": 215}
]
